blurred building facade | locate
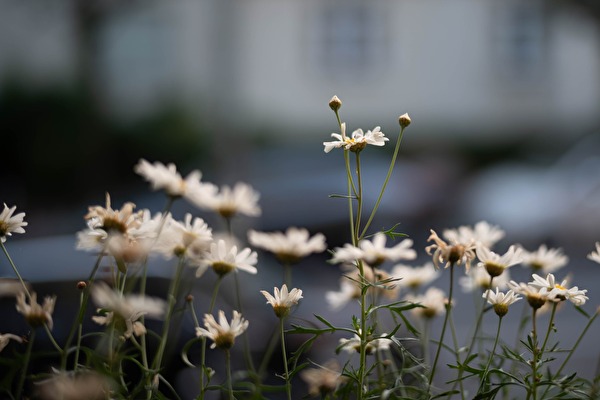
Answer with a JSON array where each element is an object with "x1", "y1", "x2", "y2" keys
[{"x1": 1, "y1": 0, "x2": 599, "y2": 138}]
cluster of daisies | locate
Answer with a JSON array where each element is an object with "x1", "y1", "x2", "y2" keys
[{"x1": 0, "y1": 154, "x2": 598, "y2": 396}]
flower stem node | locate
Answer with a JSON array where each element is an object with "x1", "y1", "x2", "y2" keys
[
  {"x1": 329, "y1": 95, "x2": 342, "y2": 111},
  {"x1": 398, "y1": 113, "x2": 411, "y2": 128}
]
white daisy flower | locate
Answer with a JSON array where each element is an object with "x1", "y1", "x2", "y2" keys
[
  {"x1": 195, "y1": 310, "x2": 249, "y2": 350},
  {"x1": 587, "y1": 242, "x2": 600, "y2": 265},
  {"x1": 443, "y1": 221, "x2": 505, "y2": 249},
  {"x1": 405, "y1": 287, "x2": 447, "y2": 319},
  {"x1": 153, "y1": 214, "x2": 212, "y2": 260},
  {"x1": 426, "y1": 229, "x2": 476, "y2": 271},
  {"x1": 459, "y1": 265, "x2": 510, "y2": 293},
  {"x1": 390, "y1": 262, "x2": 440, "y2": 291},
  {"x1": 520, "y1": 244, "x2": 569, "y2": 273},
  {"x1": 476, "y1": 245, "x2": 523, "y2": 278},
  {"x1": 338, "y1": 332, "x2": 392, "y2": 354},
  {"x1": 325, "y1": 279, "x2": 360, "y2": 311},
  {"x1": 508, "y1": 280, "x2": 550, "y2": 310},
  {"x1": 323, "y1": 123, "x2": 388, "y2": 153},
  {"x1": 91, "y1": 282, "x2": 166, "y2": 339},
  {"x1": 34, "y1": 368, "x2": 112, "y2": 400},
  {"x1": 0, "y1": 332, "x2": 22, "y2": 353},
  {"x1": 301, "y1": 360, "x2": 346, "y2": 397},
  {"x1": 16, "y1": 291, "x2": 56, "y2": 330},
  {"x1": 0, "y1": 204, "x2": 27, "y2": 243},
  {"x1": 194, "y1": 239, "x2": 258, "y2": 278},
  {"x1": 134, "y1": 159, "x2": 217, "y2": 202},
  {"x1": 193, "y1": 182, "x2": 261, "y2": 219},
  {"x1": 248, "y1": 227, "x2": 326, "y2": 264},
  {"x1": 260, "y1": 284, "x2": 303, "y2": 318},
  {"x1": 528, "y1": 273, "x2": 588, "y2": 306},
  {"x1": 330, "y1": 233, "x2": 416, "y2": 267},
  {"x1": 483, "y1": 288, "x2": 521, "y2": 317}
]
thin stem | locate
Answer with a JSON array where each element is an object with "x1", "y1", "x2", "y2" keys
[
  {"x1": 360, "y1": 125, "x2": 406, "y2": 240},
  {"x1": 354, "y1": 152, "x2": 364, "y2": 240},
  {"x1": 225, "y1": 349, "x2": 234, "y2": 400},
  {"x1": 448, "y1": 307, "x2": 466, "y2": 400},
  {"x1": 283, "y1": 263, "x2": 292, "y2": 288},
  {"x1": 530, "y1": 308, "x2": 539, "y2": 400},
  {"x1": 429, "y1": 263, "x2": 455, "y2": 390},
  {"x1": 478, "y1": 316, "x2": 503, "y2": 395},
  {"x1": 357, "y1": 262, "x2": 367, "y2": 400},
  {"x1": 540, "y1": 302, "x2": 557, "y2": 356},
  {"x1": 234, "y1": 272, "x2": 256, "y2": 373},
  {"x1": 280, "y1": 318, "x2": 292, "y2": 400},
  {"x1": 73, "y1": 289, "x2": 85, "y2": 370},
  {"x1": 1, "y1": 241, "x2": 32, "y2": 299},
  {"x1": 61, "y1": 250, "x2": 105, "y2": 370},
  {"x1": 199, "y1": 276, "x2": 224, "y2": 399},
  {"x1": 16, "y1": 329, "x2": 35, "y2": 400}
]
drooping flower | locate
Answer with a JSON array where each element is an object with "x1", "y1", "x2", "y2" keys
[
  {"x1": 153, "y1": 214, "x2": 212, "y2": 260},
  {"x1": 0, "y1": 203, "x2": 27, "y2": 243},
  {"x1": 587, "y1": 242, "x2": 600, "y2": 265},
  {"x1": 442, "y1": 221, "x2": 505, "y2": 249},
  {"x1": 16, "y1": 291, "x2": 56, "y2": 329},
  {"x1": 426, "y1": 229, "x2": 476, "y2": 271},
  {"x1": 390, "y1": 262, "x2": 440, "y2": 291},
  {"x1": 323, "y1": 123, "x2": 388, "y2": 153},
  {"x1": 520, "y1": 244, "x2": 569, "y2": 273},
  {"x1": 134, "y1": 159, "x2": 217, "y2": 203},
  {"x1": 483, "y1": 288, "x2": 521, "y2": 317},
  {"x1": 330, "y1": 233, "x2": 416, "y2": 267},
  {"x1": 248, "y1": 227, "x2": 326, "y2": 264},
  {"x1": 260, "y1": 284, "x2": 303, "y2": 318},
  {"x1": 300, "y1": 359, "x2": 346, "y2": 397},
  {"x1": 476, "y1": 245, "x2": 523, "y2": 278},
  {"x1": 0, "y1": 332, "x2": 22, "y2": 353},
  {"x1": 191, "y1": 182, "x2": 261, "y2": 219},
  {"x1": 338, "y1": 332, "x2": 392, "y2": 354},
  {"x1": 91, "y1": 282, "x2": 166, "y2": 340},
  {"x1": 195, "y1": 239, "x2": 258, "y2": 278},
  {"x1": 528, "y1": 273, "x2": 588, "y2": 306},
  {"x1": 196, "y1": 310, "x2": 249, "y2": 350},
  {"x1": 84, "y1": 193, "x2": 142, "y2": 235}
]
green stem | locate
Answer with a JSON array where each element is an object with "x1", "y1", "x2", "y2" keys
[
  {"x1": 429, "y1": 263, "x2": 455, "y2": 390},
  {"x1": 199, "y1": 276, "x2": 224, "y2": 399},
  {"x1": 234, "y1": 272, "x2": 256, "y2": 373},
  {"x1": 73, "y1": 290, "x2": 85, "y2": 370},
  {"x1": 1, "y1": 241, "x2": 32, "y2": 299},
  {"x1": 16, "y1": 329, "x2": 35, "y2": 400},
  {"x1": 225, "y1": 349, "x2": 234, "y2": 400},
  {"x1": 61, "y1": 250, "x2": 104, "y2": 370},
  {"x1": 530, "y1": 309, "x2": 539, "y2": 400},
  {"x1": 448, "y1": 307, "x2": 465, "y2": 400},
  {"x1": 540, "y1": 302, "x2": 557, "y2": 356},
  {"x1": 478, "y1": 316, "x2": 503, "y2": 395},
  {"x1": 354, "y1": 152, "x2": 364, "y2": 240},
  {"x1": 359, "y1": 125, "x2": 406, "y2": 240},
  {"x1": 280, "y1": 318, "x2": 292, "y2": 400},
  {"x1": 284, "y1": 263, "x2": 292, "y2": 288}
]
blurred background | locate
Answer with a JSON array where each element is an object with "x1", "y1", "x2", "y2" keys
[{"x1": 1, "y1": 0, "x2": 600, "y2": 397}]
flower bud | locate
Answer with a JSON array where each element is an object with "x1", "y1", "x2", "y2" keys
[
  {"x1": 77, "y1": 281, "x2": 87, "y2": 290},
  {"x1": 329, "y1": 95, "x2": 342, "y2": 112},
  {"x1": 399, "y1": 113, "x2": 411, "y2": 128}
]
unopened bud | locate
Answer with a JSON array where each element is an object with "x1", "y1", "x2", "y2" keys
[
  {"x1": 186, "y1": 294, "x2": 194, "y2": 303},
  {"x1": 399, "y1": 113, "x2": 411, "y2": 128},
  {"x1": 329, "y1": 95, "x2": 342, "y2": 111},
  {"x1": 77, "y1": 281, "x2": 87, "y2": 290}
]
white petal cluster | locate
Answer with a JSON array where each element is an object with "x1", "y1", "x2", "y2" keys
[
  {"x1": 331, "y1": 233, "x2": 416, "y2": 267},
  {"x1": 248, "y1": 227, "x2": 326, "y2": 264},
  {"x1": 476, "y1": 245, "x2": 523, "y2": 277},
  {"x1": 426, "y1": 229, "x2": 477, "y2": 271},
  {"x1": 484, "y1": 288, "x2": 521, "y2": 306},
  {"x1": 323, "y1": 123, "x2": 388, "y2": 153},
  {"x1": 443, "y1": 221, "x2": 505, "y2": 249},
  {"x1": 520, "y1": 244, "x2": 569, "y2": 273},
  {"x1": 405, "y1": 287, "x2": 448, "y2": 319},
  {"x1": 191, "y1": 182, "x2": 261, "y2": 219},
  {"x1": 528, "y1": 273, "x2": 588, "y2": 306},
  {"x1": 0, "y1": 204, "x2": 27, "y2": 243},
  {"x1": 91, "y1": 282, "x2": 166, "y2": 339},
  {"x1": 460, "y1": 265, "x2": 510, "y2": 293},
  {"x1": 391, "y1": 262, "x2": 440, "y2": 290},
  {"x1": 260, "y1": 284, "x2": 303, "y2": 318},
  {"x1": 16, "y1": 292, "x2": 56, "y2": 329},
  {"x1": 587, "y1": 242, "x2": 600, "y2": 265},
  {"x1": 0, "y1": 332, "x2": 22, "y2": 353},
  {"x1": 134, "y1": 159, "x2": 217, "y2": 202},
  {"x1": 195, "y1": 239, "x2": 257, "y2": 277},
  {"x1": 153, "y1": 213, "x2": 212, "y2": 260},
  {"x1": 338, "y1": 332, "x2": 392, "y2": 354},
  {"x1": 195, "y1": 310, "x2": 249, "y2": 349}
]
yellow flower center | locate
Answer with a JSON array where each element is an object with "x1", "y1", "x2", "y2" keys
[{"x1": 212, "y1": 261, "x2": 235, "y2": 277}]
